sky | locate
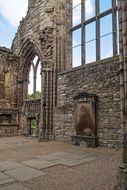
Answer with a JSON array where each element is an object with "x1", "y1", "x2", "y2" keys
[
  {"x1": 0, "y1": 0, "x2": 28, "y2": 48},
  {"x1": 0, "y1": 0, "x2": 117, "y2": 93},
  {"x1": 0, "y1": 0, "x2": 41, "y2": 95},
  {"x1": 72, "y1": 0, "x2": 115, "y2": 66}
]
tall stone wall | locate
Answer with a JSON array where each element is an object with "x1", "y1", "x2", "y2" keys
[
  {"x1": 12, "y1": 0, "x2": 71, "y2": 72},
  {"x1": 55, "y1": 57, "x2": 121, "y2": 146},
  {"x1": 0, "y1": 47, "x2": 20, "y2": 136},
  {"x1": 11, "y1": 0, "x2": 72, "y2": 136},
  {"x1": 0, "y1": 47, "x2": 19, "y2": 108}
]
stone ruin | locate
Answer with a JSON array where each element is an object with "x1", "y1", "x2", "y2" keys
[{"x1": 0, "y1": 0, "x2": 125, "y2": 149}]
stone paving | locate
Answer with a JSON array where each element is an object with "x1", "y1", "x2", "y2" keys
[
  {"x1": 0, "y1": 136, "x2": 121, "y2": 190},
  {"x1": 0, "y1": 149, "x2": 103, "y2": 189}
]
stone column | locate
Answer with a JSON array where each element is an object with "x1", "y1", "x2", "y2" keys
[
  {"x1": 117, "y1": 0, "x2": 127, "y2": 189},
  {"x1": 39, "y1": 68, "x2": 55, "y2": 141},
  {"x1": 54, "y1": 0, "x2": 72, "y2": 73},
  {"x1": 23, "y1": 78, "x2": 29, "y2": 100}
]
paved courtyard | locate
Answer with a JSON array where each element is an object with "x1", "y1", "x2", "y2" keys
[{"x1": 0, "y1": 136, "x2": 121, "y2": 190}]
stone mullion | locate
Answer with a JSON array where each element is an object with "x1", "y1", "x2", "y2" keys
[
  {"x1": 96, "y1": 0, "x2": 100, "y2": 61},
  {"x1": 112, "y1": 0, "x2": 118, "y2": 56},
  {"x1": 82, "y1": 0, "x2": 85, "y2": 64},
  {"x1": 33, "y1": 72, "x2": 36, "y2": 93}
]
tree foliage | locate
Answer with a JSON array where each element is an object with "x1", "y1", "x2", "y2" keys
[{"x1": 27, "y1": 91, "x2": 41, "y2": 99}]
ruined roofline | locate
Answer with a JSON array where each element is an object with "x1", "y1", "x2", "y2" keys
[{"x1": 0, "y1": 46, "x2": 13, "y2": 54}]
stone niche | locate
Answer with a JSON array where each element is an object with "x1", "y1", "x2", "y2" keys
[
  {"x1": 0, "y1": 109, "x2": 19, "y2": 137},
  {"x1": 0, "y1": 114, "x2": 11, "y2": 124},
  {"x1": 71, "y1": 92, "x2": 98, "y2": 147}
]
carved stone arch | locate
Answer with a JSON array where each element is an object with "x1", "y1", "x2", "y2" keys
[{"x1": 17, "y1": 39, "x2": 44, "y2": 103}]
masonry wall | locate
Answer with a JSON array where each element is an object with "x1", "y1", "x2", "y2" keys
[
  {"x1": 55, "y1": 56, "x2": 121, "y2": 146},
  {"x1": 11, "y1": 0, "x2": 72, "y2": 135},
  {"x1": 12, "y1": 0, "x2": 71, "y2": 72},
  {"x1": 0, "y1": 48, "x2": 19, "y2": 108},
  {"x1": 0, "y1": 47, "x2": 20, "y2": 136}
]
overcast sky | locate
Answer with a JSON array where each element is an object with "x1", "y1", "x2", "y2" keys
[{"x1": 0, "y1": 0, "x2": 28, "y2": 48}]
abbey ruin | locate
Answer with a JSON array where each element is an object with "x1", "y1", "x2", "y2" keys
[{"x1": 0, "y1": 0, "x2": 126, "y2": 148}]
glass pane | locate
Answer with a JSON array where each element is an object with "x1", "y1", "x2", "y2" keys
[
  {"x1": 28, "y1": 65, "x2": 33, "y2": 95},
  {"x1": 85, "y1": 0, "x2": 95, "y2": 20},
  {"x1": 86, "y1": 40, "x2": 96, "y2": 63},
  {"x1": 36, "y1": 62, "x2": 41, "y2": 92},
  {"x1": 86, "y1": 22, "x2": 96, "y2": 42},
  {"x1": 100, "y1": 34, "x2": 113, "y2": 59},
  {"x1": 100, "y1": 14, "x2": 112, "y2": 36},
  {"x1": 33, "y1": 55, "x2": 38, "y2": 66},
  {"x1": 73, "y1": 28, "x2": 81, "y2": 47},
  {"x1": 72, "y1": 46, "x2": 81, "y2": 67},
  {"x1": 73, "y1": 4, "x2": 81, "y2": 26},
  {"x1": 73, "y1": 0, "x2": 81, "y2": 8},
  {"x1": 100, "y1": 0, "x2": 112, "y2": 13}
]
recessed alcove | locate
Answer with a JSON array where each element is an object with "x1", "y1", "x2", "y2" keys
[{"x1": 72, "y1": 92, "x2": 98, "y2": 147}]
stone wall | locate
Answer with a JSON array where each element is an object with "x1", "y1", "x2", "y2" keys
[
  {"x1": 0, "y1": 47, "x2": 20, "y2": 136},
  {"x1": 0, "y1": 47, "x2": 19, "y2": 108},
  {"x1": 11, "y1": 0, "x2": 72, "y2": 136},
  {"x1": 55, "y1": 56, "x2": 121, "y2": 146},
  {"x1": 12, "y1": 0, "x2": 71, "y2": 72}
]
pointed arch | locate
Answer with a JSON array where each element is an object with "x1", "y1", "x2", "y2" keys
[{"x1": 18, "y1": 39, "x2": 44, "y2": 101}]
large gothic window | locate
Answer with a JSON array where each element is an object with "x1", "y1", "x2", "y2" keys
[
  {"x1": 28, "y1": 55, "x2": 41, "y2": 96},
  {"x1": 72, "y1": 0, "x2": 119, "y2": 67}
]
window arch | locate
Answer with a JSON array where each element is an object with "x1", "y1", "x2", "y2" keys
[
  {"x1": 28, "y1": 55, "x2": 41, "y2": 95},
  {"x1": 72, "y1": 0, "x2": 119, "y2": 67}
]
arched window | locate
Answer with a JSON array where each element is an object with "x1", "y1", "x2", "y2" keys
[
  {"x1": 72, "y1": 0, "x2": 119, "y2": 67},
  {"x1": 28, "y1": 55, "x2": 41, "y2": 97}
]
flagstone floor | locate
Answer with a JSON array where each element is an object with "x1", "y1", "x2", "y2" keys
[{"x1": 0, "y1": 136, "x2": 121, "y2": 190}]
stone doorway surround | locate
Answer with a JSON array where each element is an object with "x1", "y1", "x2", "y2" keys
[{"x1": 72, "y1": 92, "x2": 98, "y2": 147}]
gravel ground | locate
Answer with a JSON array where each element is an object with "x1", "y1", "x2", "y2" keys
[{"x1": 0, "y1": 136, "x2": 121, "y2": 190}]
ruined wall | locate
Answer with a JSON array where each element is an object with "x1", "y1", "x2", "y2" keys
[
  {"x1": 0, "y1": 47, "x2": 20, "y2": 136},
  {"x1": 12, "y1": 0, "x2": 71, "y2": 72},
  {"x1": 11, "y1": 0, "x2": 72, "y2": 135},
  {"x1": 55, "y1": 57, "x2": 121, "y2": 146},
  {"x1": 0, "y1": 47, "x2": 19, "y2": 108}
]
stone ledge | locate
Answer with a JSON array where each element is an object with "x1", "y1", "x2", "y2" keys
[{"x1": 71, "y1": 135, "x2": 99, "y2": 148}]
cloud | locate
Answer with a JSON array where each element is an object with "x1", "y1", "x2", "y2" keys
[
  {"x1": 73, "y1": 0, "x2": 81, "y2": 7},
  {"x1": 85, "y1": 0, "x2": 94, "y2": 19},
  {"x1": 73, "y1": 0, "x2": 94, "y2": 26},
  {"x1": 0, "y1": 0, "x2": 28, "y2": 28},
  {"x1": 0, "y1": 18, "x2": 4, "y2": 28}
]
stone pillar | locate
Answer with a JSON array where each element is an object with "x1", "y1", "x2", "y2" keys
[
  {"x1": 39, "y1": 68, "x2": 55, "y2": 141},
  {"x1": 117, "y1": 0, "x2": 127, "y2": 189},
  {"x1": 23, "y1": 79, "x2": 29, "y2": 100},
  {"x1": 54, "y1": 0, "x2": 72, "y2": 73}
]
